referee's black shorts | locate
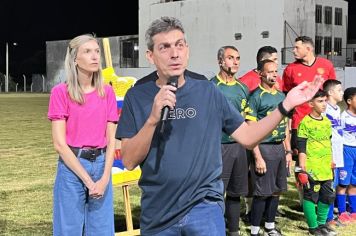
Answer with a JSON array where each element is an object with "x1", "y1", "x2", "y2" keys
[
  {"x1": 221, "y1": 142, "x2": 249, "y2": 197},
  {"x1": 250, "y1": 143, "x2": 288, "y2": 196}
]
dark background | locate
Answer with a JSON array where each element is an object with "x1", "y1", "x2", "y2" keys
[
  {"x1": 0, "y1": 0, "x2": 354, "y2": 76},
  {"x1": 348, "y1": 0, "x2": 356, "y2": 39},
  {"x1": 0, "y1": 0, "x2": 139, "y2": 76}
]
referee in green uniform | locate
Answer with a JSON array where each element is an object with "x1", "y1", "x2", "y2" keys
[
  {"x1": 245, "y1": 59, "x2": 292, "y2": 236},
  {"x1": 211, "y1": 45, "x2": 249, "y2": 236}
]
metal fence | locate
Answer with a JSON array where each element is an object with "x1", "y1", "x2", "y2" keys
[{"x1": 0, "y1": 73, "x2": 46, "y2": 93}]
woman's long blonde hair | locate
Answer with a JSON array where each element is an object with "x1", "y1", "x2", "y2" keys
[{"x1": 65, "y1": 34, "x2": 105, "y2": 104}]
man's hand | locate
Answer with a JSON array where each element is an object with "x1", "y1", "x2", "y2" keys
[
  {"x1": 286, "y1": 153, "x2": 292, "y2": 168},
  {"x1": 331, "y1": 161, "x2": 336, "y2": 169},
  {"x1": 255, "y1": 157, "x2": 267, "y2": 174},
  {"x1": 149, "y1": 85, "x2": 177, "y2": 125},
  {"x1": 283, "y1": 75, "x2": 324, "y2": 111}
]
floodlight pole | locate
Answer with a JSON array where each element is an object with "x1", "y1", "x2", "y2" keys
[
  {"x1": 5, "y1": 42, "x2": 17, "y2": 92},
  {"x1": 23, "y1": 74, "x2": 26, "y2": 92},
  {"x1": 41, "y1": 74, "x2": 45, "y2": 92},
  {"x1": 5, "y1": 42, "x2": 8, "y2": 92}
]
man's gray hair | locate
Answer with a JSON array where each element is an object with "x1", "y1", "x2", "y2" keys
[
  {"x1": 145, "y1": 16, "x2": 185, "y2": 51},
  {"x1": 217, "y1": 46, "x2": 238, "y2": 62}
]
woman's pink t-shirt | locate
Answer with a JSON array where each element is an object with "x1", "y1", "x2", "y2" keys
[{"x1": 48, "y1": 83, "x2": 118, "y2": 148}]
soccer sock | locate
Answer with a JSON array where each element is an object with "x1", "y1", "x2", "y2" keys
[
  {"x1": 251, "y1": 226, "x2": 260, "y2": 235},
  {"x1": 348, "y1": 195, "x2": 356, "y2": 213},
  {"x1": 251, "y1": 197, "x2": 266, "y2": 227},
  {"x1": 225, "y1": 195, "x2": 241, "y2": 232},
  {"x1": 317, "y1": 201, "x2": 330, "y2": 225},
  {"x1": 264, "y1": 196, "x2": 279, "y2": 224},
  {"x1": 264, "y1": 222, "x2": 275, "y2": 231},
  {"x1": 303, "y1": 199, "x2": 318, "y2": 229},
  {"x1": 327, "y1": 203, "x2": 334, "y2": 222},
  {"x1": 336, "y1": 194, "x2": 347, "y2": 213}
]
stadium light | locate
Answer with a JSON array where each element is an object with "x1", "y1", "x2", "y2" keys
[{"x1": 5, "y1": 42, "x2": 18, "y2": 92}]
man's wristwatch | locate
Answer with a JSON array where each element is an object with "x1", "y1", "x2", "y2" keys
[{"x1": 285, "y1": 150, "x2": 293, "y2": 155}]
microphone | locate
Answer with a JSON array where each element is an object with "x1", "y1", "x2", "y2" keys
[
  {"x1": 160, "y1": 76, "x2": 179, "y2": 133},
  {"x1": 228, "y1": 67, "x2": 232, "y2": 76}
]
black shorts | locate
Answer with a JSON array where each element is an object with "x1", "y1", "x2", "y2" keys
[
  {"x1": 303, "y1": 178, "x2": 335, "y2": 204},
  {"x1": 246, "y1": 150, "x2": 254, "y2": 197},
  {"x1": 250, "y1": 143, "x2": 288, "y2": 196},
  {"x1": 246, "y1": 149, "x2": 254, "y2": 168},
  {"x1": 221, "y1": 142, "x2": 249, "y2": 197}
]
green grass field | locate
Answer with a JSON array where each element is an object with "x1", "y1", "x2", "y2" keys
[{"x1": 0, "y1": 93, "x2": 355, "y2": 235}]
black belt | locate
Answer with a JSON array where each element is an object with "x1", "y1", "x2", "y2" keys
[
  {"x1": 261, "y1": 141, "x2": 283, "y2": 145},
  {"x1": 69, "y1": 146, "x2": 106, "y2": 162}
]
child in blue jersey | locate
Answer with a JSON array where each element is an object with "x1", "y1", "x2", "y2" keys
[
  {"x1": 339, "y1": 87, "x2": 356, "y2": 222},
  {"x1": 322, "y1": 79, "x2": 345, "y2": 226}
]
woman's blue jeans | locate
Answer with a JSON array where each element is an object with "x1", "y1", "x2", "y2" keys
[{"x1": 53, "y1": 153, "x2": 114, "y2": 236}]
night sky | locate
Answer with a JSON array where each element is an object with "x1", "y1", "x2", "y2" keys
[
  {"x1": 0, "y1": 0, "x2": 139, "y2": 76},
  {"x1": 348, "y1": 0, "x2": 356, "y2": 39},
  {"x1": 0, "y1": 0, "x2": 355, "y2": 77}
]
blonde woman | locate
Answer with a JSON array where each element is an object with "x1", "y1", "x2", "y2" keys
[{"x1": 48, "y1": 34, "x2": 117, "y2": 235}]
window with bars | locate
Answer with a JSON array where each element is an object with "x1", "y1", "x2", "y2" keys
[
  {"x1": 120, "y1": 38, "x2": 139, "y2": 68},
  {"x1": 315, "y1": 36, "x2": 322, "y2": 55},
  {"x1": 324, "y1": 6, "x2": 332, "y2": 24},
  {"x1": 334, "y1": 38, "x2": 342, "y2": 56},
  {"x1": 335, "y1": 8, "x2": 342, "y2": 25},
  {"x1": 316, "y1": 5, "x2": 322, "y2": 23},
  {"x1": 324, "y1": 37, "x2": 332, "y2": 55}
]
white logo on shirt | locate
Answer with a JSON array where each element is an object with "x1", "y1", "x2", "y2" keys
[{"x1": 169, "y1": 108, "x2": 197, "y2": 119}]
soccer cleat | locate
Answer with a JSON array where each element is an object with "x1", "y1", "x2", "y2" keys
[
  {"x1": 327, "y1": 217, "x2": 345, "y2": 227},
  {"x1": 228, "y1": 231, "x2": 244, "y2": 236},
  {"x1": 263, "y1": 228, "x2": 282, "y2": 236},
  {"x1": 318, "y1": 224, "x2": 338, "y2": 236},
  {"x1": 338, "y1": 212, "x2": 352, "y2": 224},
  {"x1": 350, "y1": 213, "x2": 356, "y2": 222},
  {"x1": 308, "y1": 227, "x2": 325, "y2": 236}
]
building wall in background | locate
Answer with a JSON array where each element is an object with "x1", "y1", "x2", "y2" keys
[
  {"x1": 138, "y1": 0, "x2": 348, "y2": 76},
  {"x1": 139, "y1": 0, "x2": 285, "y2": 77},
  {"x1": 46, "y1": 36, "x2": 139, "y2": 91},
  {"x1": 46, "y1": 0, "x2": 353, "y2": 91}
]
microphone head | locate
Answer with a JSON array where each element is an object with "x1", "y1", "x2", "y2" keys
[
  {"x1": 167, "y1": 76, "x2": 179, "y2": 88},
  {"x1": 160, "y1": 75, "x2": 179, "y2": 129}
]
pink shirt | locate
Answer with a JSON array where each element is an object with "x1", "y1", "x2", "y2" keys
[{"x1": 48, "y1": 83, "x2": 118, "y2": 148}]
